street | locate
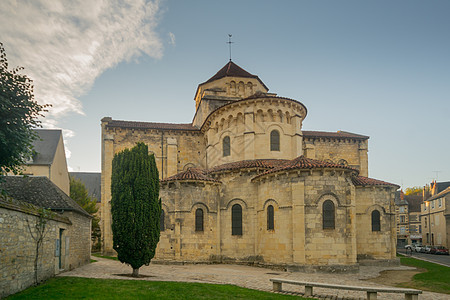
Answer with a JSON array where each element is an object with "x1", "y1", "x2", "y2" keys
[{"x1": 397, "y1": 248, "x2": 450, "y2": 267}]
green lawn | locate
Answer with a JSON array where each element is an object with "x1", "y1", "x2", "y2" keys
[
  {"x1": 7, "y1": 277, "x2": 308, "y2": 300},
  {"x1": 399, "y1": 256, "x2": 450, "y2": 294}
]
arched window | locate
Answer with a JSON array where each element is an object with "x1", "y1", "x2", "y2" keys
[
  {"x1": 231, "y1": 204, "x2": 242, "y2": 235},
  {"x1": 195, "y1": 208, "x2": 204, "y2": 232},
  {"x1": 223, "y1": 136, "x2": 230, "y2": 157},
  {"x1": 371, "y1": 210, "x2": 381, "y2": 231},
  {"x1": 323, "y1": 200, "x2": 335, "y2": 229},
  {"x1": 270, "y1": 130, "x2": 280, "y2": 151},
  {"x1": 160, "y1": 209, "x2": 165, "y2": 231},
  {"x1": 267, "y1": 205, "x2": 274, "y2": 230}
]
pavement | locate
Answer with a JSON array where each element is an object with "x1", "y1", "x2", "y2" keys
[{"x1": 60, "y1": 257, "x2": 449, "y2": 300}]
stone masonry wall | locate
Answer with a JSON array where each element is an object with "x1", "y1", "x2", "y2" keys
[{"x1": 0, "y1": 202, "x2": 68, "y2": 298}]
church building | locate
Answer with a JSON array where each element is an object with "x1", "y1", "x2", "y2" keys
[{"x1": 101, "y1": 61, "x2": 399, "y2": 271}]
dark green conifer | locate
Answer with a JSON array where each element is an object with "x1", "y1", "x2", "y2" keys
[{"x1": 111, "y1": 142, "x2": 160, "y2": 277}]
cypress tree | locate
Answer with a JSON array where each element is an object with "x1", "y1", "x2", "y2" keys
[{"x1": 111, "y1": 142, "x2": 160, "y2": 277}]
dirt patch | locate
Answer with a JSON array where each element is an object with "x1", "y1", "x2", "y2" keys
[{"x1": 364, "y1": 268, "x2": 425, "y2": 286}]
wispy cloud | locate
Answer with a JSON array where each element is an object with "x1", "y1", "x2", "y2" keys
[
  {"x1": 168, "y1": 32, "x2": 176, "y2": 45},
  {"x1": 0, "y1": 0, "x2": 164, "y2": 121}
]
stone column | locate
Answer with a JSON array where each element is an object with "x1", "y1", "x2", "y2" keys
[
  {"x1": 304, "y1": 142, "x2": 315, "y2": 159},
  {"x1": 359, "y1": 141, "x2": 369, "y2": 177},
  {"x1": 291, "y1": 181, "x2": 306, "y2": 264},
  {"x1": 291, "y1": 114, "x2": 303, "y2": 158},
  {"x1": 243, "y1": 107, "x2": 255, "y2": 160},
  {"x1": 101, "y1": 128, "x2": 115, "y2": 255},
  {"x1": 166, "y1": 137, "x2": 178, "y2": 177}
]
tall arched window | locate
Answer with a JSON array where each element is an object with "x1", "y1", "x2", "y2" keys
[
  {"x1": 160, "y1": 209, "x2": 165, "y2": 231},
  {"x1": 371, "y1": 210, "x2": 381, "y2": 231},
  {"x1": 323, "y1": 200, "x2": 335, "y2": 229},
  {"x1": 195, "y1": 208, "x2": 204, "y2": 232},
  {"x1": 270, "y1": 130, "x2": 280, "y2": 151},
  {"x1": 267, "y1": 205, "x2": 274, "y2": 230},
  {"x1": 223, "y1": 136, "x2": 230, "y2": 157},
  {"x1": 231, "y1": 204, "x2": 242, "y2": 235}
]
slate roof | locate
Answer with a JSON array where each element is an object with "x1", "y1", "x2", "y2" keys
[
  {"x1": 29, "y1": 129, "x2": 62, "y2": 165},
  {"x1": 405, "y1": 194, "x2": 423, "y2": 212},
  {"x1": 427, "y1": 186, "x2": 450, "y2": 202},
  {"x1": 253, "y1": 156, "x2": 357, "y2": 180},
  {"x1": 436, "y1": 181, "x2": 450, "y2": 193},
  {"x1": 69, "y1": 172, "x2": 101, "y2": 202},
  {"x1": 161, "y1": 168, "x2": 220, "y2": 183},
  {"x1": 303, "y1": 131, "x2": 369, "y2": 140},
  {"x1": 208, "y1": 159, "x2": 288, "y2": 174},
  {"x1": 0, "y1": 176, "x2": 91, "y2": 218},
  {"x1": 352, "y1": 176, "x2": 400, "y2": 188},
  {"x1": 105, "y1": 119, "x2": 198, "y2": 131}
]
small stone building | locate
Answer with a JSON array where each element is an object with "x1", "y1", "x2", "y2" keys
[
  {"x1": 101, "y1": 61, "x2": 399, "y2": 271},
  {"x1": 0, "y1": 176, "x2": 91, "y2": 297}
]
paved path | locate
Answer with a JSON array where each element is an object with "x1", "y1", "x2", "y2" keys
[{"x1": 60, "y1": 257, "x2": 448, "y2": 299}]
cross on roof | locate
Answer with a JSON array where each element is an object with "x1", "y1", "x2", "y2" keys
[{"x1": 227, "y1": 34, "x2": 234, "y2": 61}]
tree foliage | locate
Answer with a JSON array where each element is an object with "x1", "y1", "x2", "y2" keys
[
  {"x1": 70, "y1": 176, "x2": 100, "y2": 249},
  {"x1": 111, "y1": 142, "x2": 160, "y2": 277},
  {"x1": 405, "y1": 186, "x2": 423, "y2": 196},
  {"x1": 0, "y1": 42, "x2": 49, "y2": 174}
]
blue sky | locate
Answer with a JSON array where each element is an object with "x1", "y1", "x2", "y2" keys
[{"x1": 1, "y1": 0, "x2": 449, "y2": 188}]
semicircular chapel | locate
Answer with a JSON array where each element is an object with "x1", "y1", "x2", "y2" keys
[{"x1": 101, "y1": 60, "x2": 399, "y2": 271}]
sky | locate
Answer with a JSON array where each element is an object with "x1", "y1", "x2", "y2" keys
[{"x1": 1, "y1": 0, "x2": 449, "y2": 189}]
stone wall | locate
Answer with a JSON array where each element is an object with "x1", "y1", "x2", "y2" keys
[{"x1": 0, "y1": 199, "x2": 90, "y2": 298}]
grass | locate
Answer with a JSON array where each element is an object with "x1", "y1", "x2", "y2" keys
[
  {"x1": 92, "y1": 253, "x2": 118, "y2": 261},
  {"x1": 6, "y1": 277, "x2": 307, "y2": 299},
  {"x1": 399, "y1": 255, "x2": 450, "y2": 294}
]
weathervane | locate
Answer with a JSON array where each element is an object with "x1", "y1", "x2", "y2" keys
[{"x1": 227, "y1": 34, "x2": 233, "y2": 61}]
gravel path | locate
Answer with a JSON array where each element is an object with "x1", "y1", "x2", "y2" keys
[{"x1": 60, "y1": 257, "x2": 448, "y2": 300}]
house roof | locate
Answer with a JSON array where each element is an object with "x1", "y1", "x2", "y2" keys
[
  {"x1": 427, "y1": 186, "x2": 450, "y2": 202},
  {"x1": 201, "y1": 61, "x2": 268, "y2": 90},
  {"x1": 29, "y1": 129, "x2": 62, "y2": 165},
  {"x1": 104, "y1": 119, "x2": 199, "y2": 131},
  {"x1": 303, "y1": 130, "x2": 369, "y2": 140},
  {"x1": 352, "y1": 176, "x2": 400, "y2": 188},
  {"x1": 161, "y1": 168, "x2": 220, "y2": 183},
  {"x1": 253, "y1": 155, "x2": 357, "y2": 180},
  {"x1": 0, "y1": 176, "x2": 91, "y2": 218},
  {"x1": 436, "y1": 181, "x2": 450, "y2": 193},
  {"x1": 69, "y1": 172, "x2": 101, "y2": 202},
  {"x1": 405, "y1": 194, "x2": 423, "y2": 212}
]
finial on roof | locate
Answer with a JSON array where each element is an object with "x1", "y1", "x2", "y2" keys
[{"x1": 227, "y1": 34, "x2": 233, "y2": 61}]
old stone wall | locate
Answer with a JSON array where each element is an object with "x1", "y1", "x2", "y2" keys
[
  {"x1": 204, "y1": 97, "x2": 306, "y2": 168},
  {"x1": 0, "y1": 201, "x2": 68, "y2": 298},
  {"x1": 355, "y1": 187, "x2": 396, "y2": 260},
  {"x1": 303, "y1": 138, "x2": 368, "y2": 177},
  {"x1": 64, "y1": 211, "x2": 91, "y2": 269}
]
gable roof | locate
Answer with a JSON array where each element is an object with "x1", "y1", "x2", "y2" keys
[
  {"x1": 0, "y1": 176, "x2": 91, "y2": 218},
  {"x1": 352, "y1": 176, "x2": 400, "y2": 188},
  {"x1": 200, "y1": 61, "x2": 268, "y2": 90},
  {"x1": 436, "y1": 181, "x2": 450, "y2": 193},
  {"x1": 69, "y1": 172, "x2": 101, "y2": 202},
  {"x1": 104, "y1": 119, "x2": 199, "y2": 131},
  {"x1": 427, "y1": 186, "x2": 450, "y2": 202},
  {"x1": 29, "y1": 129, "x2": 62, "y2": 165},
  {"x1": 303, "y1": 130, "x2": 369, "y2": 140}
]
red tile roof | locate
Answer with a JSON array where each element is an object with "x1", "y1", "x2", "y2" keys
[
  {"x1": 161, "y1": 168, "x2": 220, "y2": 183},
  {"x1": 201, "y1": 61, "x2": 269, "y2": 90},
  {"x1": 254, "y1": 155, "x2": 357, "y2": 180},
  {"x1": 105, "y1": 119, "x2": 199, "y2": 131},
  {"x1": 303, "y1": 131, "x2": 369, "y2": 140},
  {"x1": 208, "y1": 159, "x2": 288, "y2": 174},
  {"x1": 352, "y1": 176, "x2": 399, "y2": 188}
]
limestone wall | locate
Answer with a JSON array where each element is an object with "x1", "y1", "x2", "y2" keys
[
  {"x1": 355, "y1": 187, "x2": 396, "y2": 260},
  {"x1": 303, "y1": 138, "x2": 368, "y2": 177},
  {"x1": 157, "y1": 182, "x2": 220, "y2": 261},
  {"x1": 204, "y1": 97, "x2": 306, "y2": 168}
]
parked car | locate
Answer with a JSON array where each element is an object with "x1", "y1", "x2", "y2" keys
[
  {"x1": 414, "y1": 245, "x2": 423, "y2": 252},
  {"x1": 404, "y1": 244, "x2": 413, "y2": 250},
  {"x1": 433, "y1": 246, "x2": 449, "y2": 255},
  {"x1": 423, "y1": 245, "x2": 432, "y2": 254}
]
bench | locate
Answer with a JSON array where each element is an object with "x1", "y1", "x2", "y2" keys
[{"x1": 270, "y1": 278, "x2": 422, "y2": 300}]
